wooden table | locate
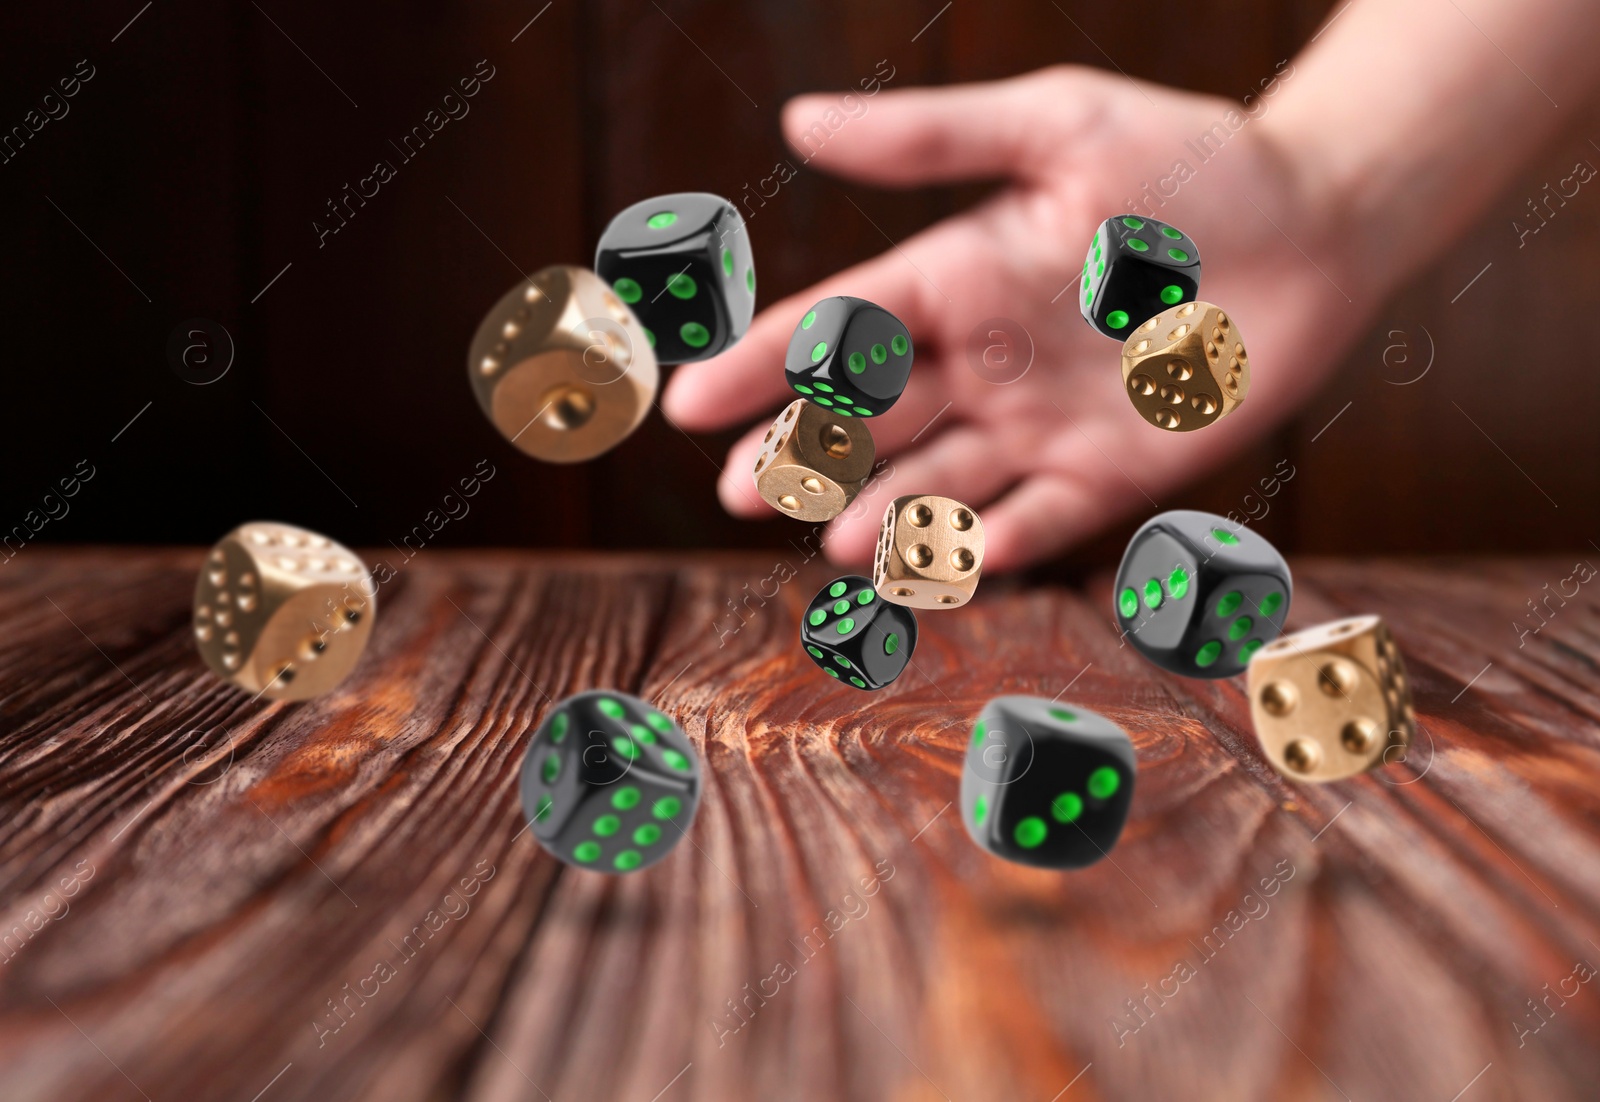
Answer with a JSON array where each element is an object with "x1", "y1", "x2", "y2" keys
[{"x1": 1, "y1": 550, "x2": 1597, "y2": 1102}]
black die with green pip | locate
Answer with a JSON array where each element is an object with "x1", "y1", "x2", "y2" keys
[
  {"x1": 519, "y1": 690, "x2": 701, "y2": 873},
  {"x1": 784, "y1": 297, "x2": 912, "y2": 417},
  {"x1": 1079, "y1": 214, "x2": 1201, "y2": 339},
  {"x1": 960, "y1": 696, "x2": 1136, "y2": 869},
  {"x1": 595, "y1": 192, "x2": 755, "y2": 365},
  {"x1": 802, "y1": 575, "x2": 917, "y2": 690},
  {"x1": 1114, "y1": 509, "x2": 1292, "y2": 679}
]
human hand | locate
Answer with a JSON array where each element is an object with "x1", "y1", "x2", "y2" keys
[{"x1": 663, "y1": 65, "x2": 1377, "y2": 572}]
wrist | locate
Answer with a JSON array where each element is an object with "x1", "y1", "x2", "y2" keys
[{"x1": 1249, "y1": 96, "x2": 1406, "y2": 309}]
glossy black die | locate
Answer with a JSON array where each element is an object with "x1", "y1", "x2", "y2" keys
[
  {"x1": 595, "y1": 192, "x2": 755, "y2": 365},
  {"x1": 802, "y1": 575, "x2": 917, "y2": 690},
  {"x1": 1080, "y1": 214, "x2": 1202, "y2": 339},
  {"x1": 519, "y1": 690, "x2": 701, "y2": 873},
  {"x1": 961, "y1": 696, "x2": 1136, "y2": 869},
  {"x1": 1114, "y1": 509, "x2": 1292, "y2": 680},
  {"x1": 784, "y1": 297, "x2": 912, "y2": 418}
]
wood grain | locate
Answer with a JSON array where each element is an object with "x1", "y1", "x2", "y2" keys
[{"x1": 1, "y1": 549, "x2": 1598, "y2": 1101}]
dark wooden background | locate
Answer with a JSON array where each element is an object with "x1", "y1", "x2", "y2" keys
[{"x1": 1, "y1": 0, "x2": 1596, "y2": 566}]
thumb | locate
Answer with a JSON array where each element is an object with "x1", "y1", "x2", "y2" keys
[{"x1": 782, "y1": 67, "x2": 1089, "y2": 187}]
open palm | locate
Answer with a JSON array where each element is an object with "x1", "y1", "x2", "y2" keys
[{"x1": 663, "y1": 66, "x2": 1371, "y2": 572}]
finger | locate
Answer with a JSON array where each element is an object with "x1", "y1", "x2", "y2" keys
[
  {"x1": 843, "y1": 384, "x2": 960, "y2": 460},
  {"x1": 976, "y1": 404, "x2": 1184, "y2": 571},
  {"x1": 659, "y1": 316, "x2": 794, "y2": 433},
  {"x1": 819, "y1": 425, "x2": 1022, "y2": 569},
  {"x1": 862, "y1": 425, "x2": 1021, "y2": 515},
  {"x1": 821, "y1": 468, "x2": 1096, "y2": 575},
  {"x1": 782, "y1": 68, "x2": 1081, "y2": 187},
  {"x1": 813, "y1": 490, "x2": 883, "y2": 569},
  {"x1": 716, "y1": 421, "x2": 780, "y2": 517},
  {"x1": 976, "y1": 475, "x2": 1108, "y2": 574},
  {"x1": 662, "y1": 244, "x2": 941, "y2": 433},
  {"x1": 717, "y1": 379, "x2": 971, "y2": 526}
]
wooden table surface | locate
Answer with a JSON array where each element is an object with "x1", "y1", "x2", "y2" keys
[{"x1": 1, "y1": 549, "x2": 1598, "y2": 1102}]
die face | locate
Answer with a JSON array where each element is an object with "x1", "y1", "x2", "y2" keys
[
  {"x1": 194, "y1": 537, "x2": 270, "y2": 682},
  {"x1": 961, "y1": 697, "x2": 1135, "y2": 869},
  {"x1": 1112, "y1": 529, "x2": 1200, "y2": 654},
  {"x1": 1081, "y1": 215, "x2": 1202, "y2": 339},
  {"x1": 753, "y1": 399, "x2": 875, "y2": 522},
  {"x1": 801, "y1": 576, "x2": 917, "y2": 690},
  {"x1": 1115, "y1": 511, "x2": 1291, "y2": 679},
  {"x1": 519, "y1": 690, "x2": 701, "y2": 873},
  {"x1": 468, "y1": 266, "x2": 659, "y2": 463},
  {"x1": 193, "y1": 522, "x2": 374, "y2": 701},
  {"x1": 874, "y1": 495, "x2": 984, "y2": 609},
  {"x1": 1248, "y1": 616, "x2": 1415, "y2": 783},
  {"x1": 595, "y1": 192, "x2": 754, "y2": 365},
  {"x1": 1121, "y1": 301, "x2": 1247, "y2": 432},
  {"x1": 783, "y1": 297, "x2": 913, "y2": 416}
]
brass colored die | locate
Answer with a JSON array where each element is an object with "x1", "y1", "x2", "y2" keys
[
  {"x1": 753, "y1": 399, "x2": 875, "y2": 522},
  {"x1": 468, "y1": 265, "x2": 658, "y2": 463},
  {"x1": 1247, "y1": 615, "x2": 1415, "y2": 783},
  {"x1": 1121, "y1": 300, "x2": 1249, "y2": 432},
  {"x1": 193, "y1": 522, "x2": 375, "y2": 701},
  {"x1": 874, "y1": 495, "x2": 984, "y2": 609}
]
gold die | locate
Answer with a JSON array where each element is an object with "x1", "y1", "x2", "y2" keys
[
  {"x1": 753, "y1": 399, "x2": 875, "y2": 522},
  {"x1": 1247, "y1": 615, "x2": 1415, "y2": 783},
  {"x1": 468, "y1": 265, "x2": 658, "y2": 464},
  {"x1": 1121, "y1": 300, "x2": 1249, "y2": 432},
  {"x1": 874, "y1": 495, "x2": 984, "y2": 609},
  {"x1": 193, "y1": 522, "x2": 375, "y2": 701}
]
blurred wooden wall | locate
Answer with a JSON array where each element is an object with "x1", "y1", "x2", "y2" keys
[{"x1": 1, "y1": 0, "x2": 1595, "y2": 565}]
